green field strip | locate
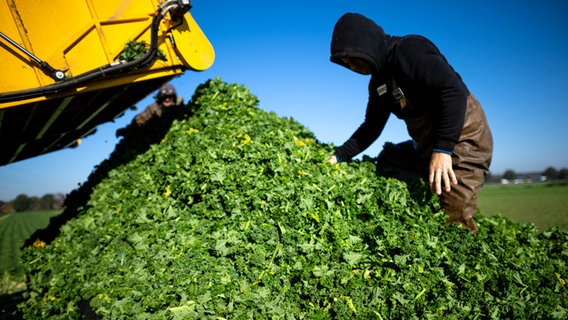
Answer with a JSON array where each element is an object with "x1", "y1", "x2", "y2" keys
[
  {"x1": 0, "y1": 215, "x2": 23, "y2": 273},
  {"x1": 0, "y1": 211, "x2": 61, "y2": 275},
  {"x1": 19, "y1": 213, "x2": 48, "y2": 240},
  {"x1": 0, "y1": 214, "x2": 10, "y2": 224},
  {"x1": 478, "y1": 184, "x2": 568, "y2": 231},
  {"x1": 0, "y1": 217, "x2": 22, "y2": 272},
  {"x1": 1, "y1": 225, "x2": 24, "y2": 273}
]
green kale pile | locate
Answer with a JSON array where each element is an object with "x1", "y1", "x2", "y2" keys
[{"x1": 19, "y1": 78, "x2": 567, "y2": 319}]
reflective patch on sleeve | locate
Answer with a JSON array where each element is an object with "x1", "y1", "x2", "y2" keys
[{"x1": 377, "y1": 84, "x2": 387, "y2": 96}]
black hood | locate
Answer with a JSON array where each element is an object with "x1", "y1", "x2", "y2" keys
[{"x1": 330, "y1": 13, "x2": 390, "y2": 73}]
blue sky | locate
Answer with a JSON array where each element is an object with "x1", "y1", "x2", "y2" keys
[{"x1": 1, "y1": 0, "x2": 567, "y2": 201}]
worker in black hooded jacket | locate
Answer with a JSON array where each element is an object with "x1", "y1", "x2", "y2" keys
[{"x1": 328, "y1": 13, "x2": 493, "y2": 233}]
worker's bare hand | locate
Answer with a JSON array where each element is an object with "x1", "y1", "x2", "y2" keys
[
  {"x1": 329, "y1": 155, "x2": 338, "y2": 165},
  {"x1": 429, "y1": 152, "x2": 457, "y2": 195}
]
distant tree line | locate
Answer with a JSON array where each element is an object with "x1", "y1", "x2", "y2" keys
[
  {"x1": 498, "y1": 166, "x2": 568, "y2": 181},
  {"x1": 0, "y1": 193, "x2": 65, "y2": 214}
]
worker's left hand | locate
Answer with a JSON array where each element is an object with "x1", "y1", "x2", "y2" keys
[{"x1": 429, "y1": 152, "x2": 457, "y2": 195}]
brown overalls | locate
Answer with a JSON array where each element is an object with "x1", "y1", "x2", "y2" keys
[{"x1": 377, "y1": 94, "x2": 493, "y2": 233}]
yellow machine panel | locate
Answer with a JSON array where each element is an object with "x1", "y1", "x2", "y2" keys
[{"x1": 0, "y1": 0, "x2": 214, "y2": 164}]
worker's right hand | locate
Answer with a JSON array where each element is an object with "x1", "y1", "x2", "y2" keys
[
  {"x1": 329, "y1": 155, "x2": 338, "y2": 165},
  {"x1": 429, "y1": 151, "x2": 457, "y2": 195}
]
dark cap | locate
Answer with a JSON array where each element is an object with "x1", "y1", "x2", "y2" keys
[{"x1": 156, "y1": 83, "x2": 177, "y2": 101}]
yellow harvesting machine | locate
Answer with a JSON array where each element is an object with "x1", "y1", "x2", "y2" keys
[{"x1": 0, "y1": 0, "x2": 214, "y2": 165}]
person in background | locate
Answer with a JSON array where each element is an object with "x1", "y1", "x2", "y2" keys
[
  {"x1": 133, "y1": 83, "x2": 183, "y2": 126},
  {"x1": 116, "y1": 83, "x2": 183, "y2": 137},
  {"x1": 328, "y1": 13, "x2": 493, "y2": 234}
]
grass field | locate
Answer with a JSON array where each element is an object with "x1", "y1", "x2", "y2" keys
[
  {"x1": 478, "y1": 182, "x2": 568, "y2": 231},
  {"x1": 0, "y1": 211, "x2": 60, "y2": 274},
  {"x1": 0, "y1": 210, "x2": 60, "y2": 295},
  {"x1": 0, "y1": 211, "x2": 61, "y2": 319}
]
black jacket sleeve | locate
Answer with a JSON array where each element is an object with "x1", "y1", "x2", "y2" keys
[{"x1": 334, "y1": 85, "x2": 390, "y2": 161}]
